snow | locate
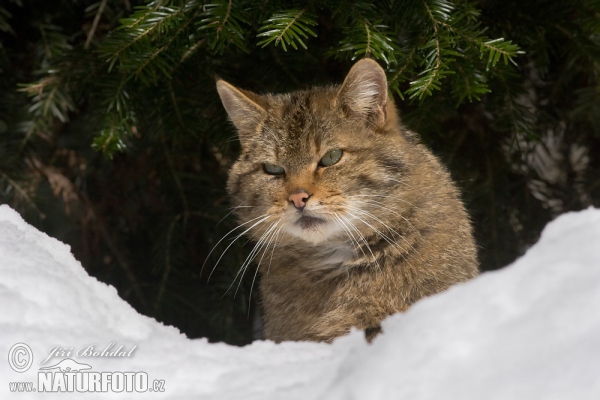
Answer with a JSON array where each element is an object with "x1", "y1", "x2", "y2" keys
[{"x1": 1, "y1": 203, "x2": 599, "y2": 399}]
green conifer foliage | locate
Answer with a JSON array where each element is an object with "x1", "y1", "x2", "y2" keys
[{"x1": 1, "y1": 0, "x2": 599, "y2": 344}]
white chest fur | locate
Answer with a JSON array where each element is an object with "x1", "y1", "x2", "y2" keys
[{"x1": 303, "y1": 242, "x2": 356, "y2": 271}]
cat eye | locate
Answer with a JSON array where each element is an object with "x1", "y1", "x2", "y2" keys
[
  {"x1": 263, "y1": 163, "x2": 285, "y2": 175},
  {"x1": 319, "y1": 149, "x2": 343, "y2": 167}
]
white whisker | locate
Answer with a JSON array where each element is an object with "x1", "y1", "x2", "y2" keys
[
  {"x1": 346, "y1": 209, "x2": 417, "y2": 270},
  {"x1": 207, "y1": 214, "x2": 272, "y2": 281},
  {"x1": 339, "y1": 214, "x2": 382, "y2": 272},
  {"x1": 227, "y1": 219, "x2": 282, "y2": 297},
  {"x1": 217, "y1": 204, "x2": 256, "y2": 226},
  {"x1": 202, "y1": 213, "x2": 271, "y2": 275},
  {"x1": 348, "y1": 206, "x2": 424, "y2": 263},
  {"x1": 349, "y1": 198, "x2": 427, "y2": 242},
  {"x1": 333, "y1": 213, "x2": 366, "y2": 260},
  {"x1": 265, "y1": 223, "x2": 285, "y2": 278},
  {"x1": 247, "y1": 220, "x2": 284, "y2": 308},
  {"x1": 384, "y1": 177, "x2": 416, "y2": 190},
  {"x1": 347, "y1": 193, "x2": 422, "y2": 212}
]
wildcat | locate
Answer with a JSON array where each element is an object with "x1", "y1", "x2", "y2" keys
[{"x1": 216, "y1": 58, "x2": 478, "y2": 342}]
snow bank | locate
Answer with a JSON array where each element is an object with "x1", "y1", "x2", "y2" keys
[{"x1": 1, "y1": 204, "x2": 599, "y2": 399}]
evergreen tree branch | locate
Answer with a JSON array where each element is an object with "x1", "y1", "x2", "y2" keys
[
  {"x1": 102, "y1": 2, "x2": 183, "y2": 72},
  {"x1": 0, "y1": 6, "x2": 14, "y2": 34},
  {"x1": 0, "y1": 171, "x2": 45, "y2": 219},
  {"x1": 363, "y1": 20, "x2": 372, "y2": 57},
  {"x1": 404, "y1": 0, "x2": 453, "y2": 99},
  {"x1": 422, "y1": 2, "x2": 522, "y2": 70},
  {"x1": 197, "y1": 0, "x2": 249, "y2": 52},
  {"x1": 257, "y1": 9, "x2": 317, "y2": 51},
  {"x1": 335, "y1": 18, "x2": 399, "y2": 65},
  {"x1": 387, "y1": 43, "x2": 418, "y2": 94},
  {"x1": 131, "y1": 7, "x2": 200, "y2": 83},
  {"x1": 176, "y1": 38, "x2": 205, "y2": 67},
  {"x1": 84, "y1": 0, "x2": 108, "y2": 49}
]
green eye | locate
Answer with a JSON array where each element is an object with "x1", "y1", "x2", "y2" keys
[
  {"x1": 319, "y1": 149, "x2": 343, "y2": 167},
  {"x1": 263, "y1": 163, "x2": 285, "y2": 175}
]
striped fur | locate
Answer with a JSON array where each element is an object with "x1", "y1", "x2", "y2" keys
[{"x1": 217, "y1": 59, "x2": 478, "y2": 342}]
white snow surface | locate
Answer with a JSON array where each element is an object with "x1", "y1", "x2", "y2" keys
[{"x1": 1, "y1": 203, "x2": 600, "y2": 399}]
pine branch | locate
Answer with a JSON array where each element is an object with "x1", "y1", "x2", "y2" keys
[
  {"x1": 422, "y1": 1, "x2": 522, "y2": 71},
  {"x1": 0, "y1": 171, "x2": 46, "y2": 219},
  {"x1": 88, "y1": 72, "x2": 134, "y2": 158},
  {"x1": 479, "y1": 38, "x2": 521, "y2": 70},
  {"x1": 91, "y1": 126, "x2": 127, "y2": 157},
  {"x1": 335, "y1": 19, "x2": 399, "y2": 65},
  {"x1": 197, "y1": 0, "x2": 249, "y2": 52},
  {"x1": 0, "y1": 6, "x2": 14, "y2": 34},
  {"x1": 36, "y1": 23, "x2": 73, "y2": 66},
  {"x1": 101, "y1": 2, "x2": 185, "y2": 72},
  {"x1": 84, "y1": 0, "x2": 108, "y2": 49},
  {"x1": 387, "y1": 44, "x2": 418, "y2": 99},
  {"x1": 174, "y1": 37, "x2": 205, "y2": 69},
  {"x1": 450, "y1": 64, "x2": 490, "y2": 104},
  {"x1": 404, "y1": 0, "x2": 456, "y2": 99},
  {"x1": 102, "y1": 74, "x2": 130, "y2": 115},
  {"x1": 256, "y1": 9, "x2": 318, "y2": 51},
  {"x1": 132, "y1": 8, "x2": 199, "y2": 84},
  {"x1": 18, "y1": 74, "x2": 76, "y2": 123},
  {"x1": 398, "y1": 0, "x2": 521, "y2": 100},
  {"x1": 489, "y1": 66, "x2": 538, "y2": 144}
]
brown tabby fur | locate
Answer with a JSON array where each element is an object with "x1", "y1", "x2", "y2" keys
[{"x1": 216, "y1": 59, "x2": 478, "y2": 343}]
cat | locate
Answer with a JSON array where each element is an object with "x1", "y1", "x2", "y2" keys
[{"x1": 216, "y1": 58, "x2": 478, "y2": 343}]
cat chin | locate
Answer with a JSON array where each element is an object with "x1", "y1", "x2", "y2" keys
[{"x1": 284, "y1": 219, "x2": 344, "y2": 245}]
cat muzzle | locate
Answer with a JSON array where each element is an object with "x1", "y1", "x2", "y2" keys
[{"x1": 295, "y1": 215, "x2": 326, "y2": 230}]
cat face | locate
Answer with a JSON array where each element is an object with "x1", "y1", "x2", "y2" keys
[{"x1": 218, "y1": 59, "x2": 408, "y2": 246}]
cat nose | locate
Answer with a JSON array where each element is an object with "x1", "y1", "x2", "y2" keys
[{"x1": 289, "y1": 190, "x2": 311, "y2": 211}]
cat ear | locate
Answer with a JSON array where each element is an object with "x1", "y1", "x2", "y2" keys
[
  {"x1": 216, "y1": 80, "x2": 267, "y2": 140},
  {"x1": 336, "y1": 58, "x2": 388, "y2": 127}
]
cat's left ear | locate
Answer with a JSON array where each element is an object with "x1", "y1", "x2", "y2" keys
[
  {"x1": 336, "y1": 58, "x2": 388, "y2": 128},
  {"x1": 216, "y1": 79, "x2": 267, "y2": 143}
]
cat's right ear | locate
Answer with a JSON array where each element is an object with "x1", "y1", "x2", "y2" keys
[
  {"x1": 336, "y1": 58, "x2": 388, "y2": 128},
  {"x1": 216, "y1": 80, "x2": 267, "y2": 142}
]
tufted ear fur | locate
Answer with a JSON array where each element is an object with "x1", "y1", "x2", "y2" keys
[
  {"x1": 216, "y1": 80, "x2": 267, "y2": 143},
  {"x1": 336, "y1": 58, "x2": 388, "y2": 128}
]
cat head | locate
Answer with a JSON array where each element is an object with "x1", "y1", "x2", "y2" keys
[{"x1": 217, "y1": 59, "x2": 411, "y2": 245}]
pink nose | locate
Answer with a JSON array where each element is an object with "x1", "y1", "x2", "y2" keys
[{"x1": 289, "y1": 190, "x2": 310, "y2": 211}]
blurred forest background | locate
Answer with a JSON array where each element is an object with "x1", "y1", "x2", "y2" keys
[{"x1": 1, "y1": 0, "x2": 599, "y2": 345}]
